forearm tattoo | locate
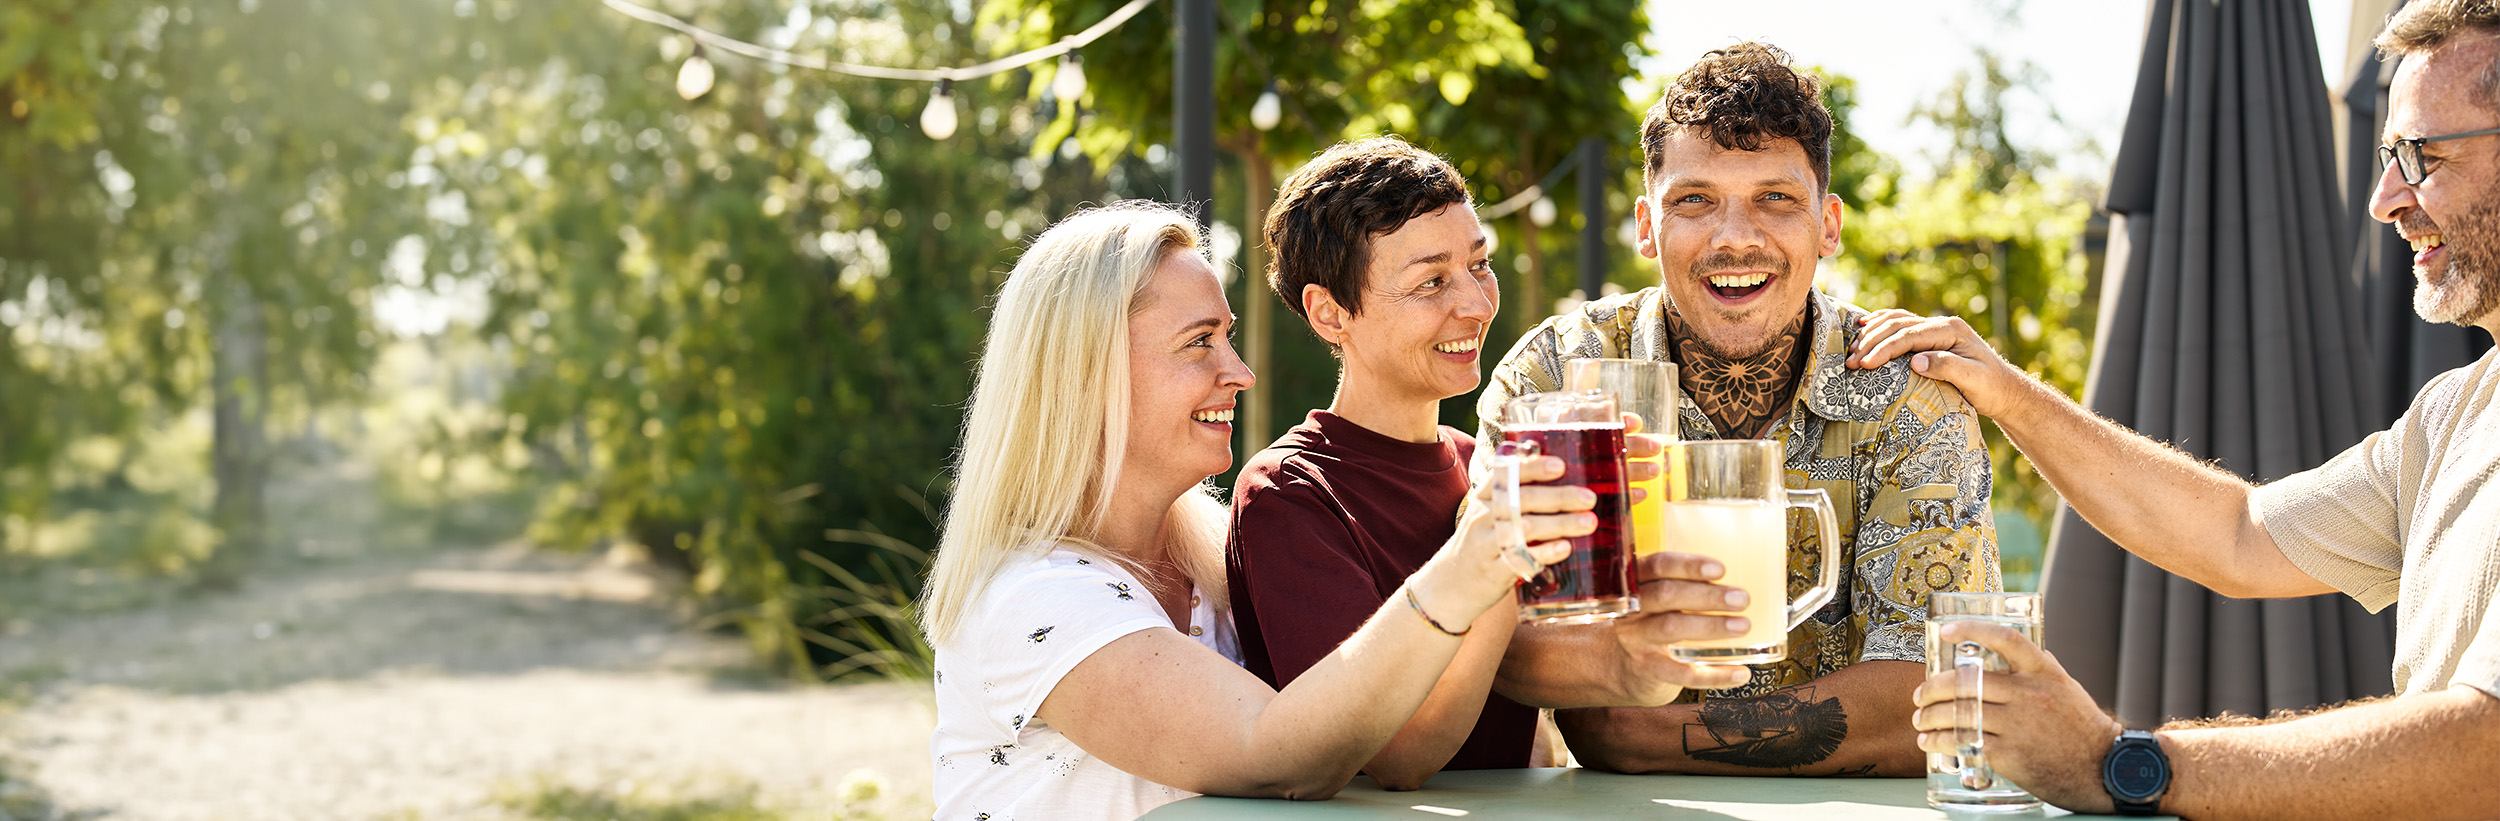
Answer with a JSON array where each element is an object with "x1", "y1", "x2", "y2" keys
[
  {"x1": 1680, "y1": 685, "x2": 1850, "y2": 770},
  {"x1": 1666, "y1": 302, "x2": 1813, "y2": 439}
]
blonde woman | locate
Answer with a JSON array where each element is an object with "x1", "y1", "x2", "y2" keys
[{"x1": 923, "y1": 201, "x2": 1600, "y2": 820}]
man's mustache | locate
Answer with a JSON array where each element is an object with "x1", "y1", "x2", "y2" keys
[
  {"x1": 2399, "y1": 212, "x2": 2443, "y2": 240},
  {"x1": 1689, "y1": 250, "x2": 1791, "y2": 278}
]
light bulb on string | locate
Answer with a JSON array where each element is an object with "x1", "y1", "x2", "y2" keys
[
  {"x1": 1051, "y1": 52, "x2": 1086, "y2": 102},
  {"x1": 1249, "y1": 81, "x2": 1281, "y2": 132},
  {"x1": 676, "y1": 44, "x2": 715, "y2": 101},
  {"x1": 1529, "y1": 196, "x2": 1557, "y2": 228},
  {"x1": 921, "y1": 78, "x2": 959, "y2": 140}
]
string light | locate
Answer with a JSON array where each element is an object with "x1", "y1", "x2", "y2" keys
[
  {"x1": 921, "y1": 79, "x2": 959, "y2": 140},
  {"x1": 1052, "y1": 52, "x2": 1087, "y2": 102},
  {"x1": 604, "y1": 0, "x2": 1151, "y2": 80},
  {"x1": 616, "y1": 0, "x2": 1550, "y2": 218},
  {"x1": 604, "y1": 0, "x2": 1156, "y2": 141},
  {"x1": 1249, "y1": 81, "x2": 1281, "y2": 132},
  {"x1": 676, "y1": 44, "x2": 715, "y2": 100}
]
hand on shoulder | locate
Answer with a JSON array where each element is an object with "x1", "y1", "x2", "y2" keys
[{"x1": 1847, "y1": 309, "x2": 2042, "y2": 422}]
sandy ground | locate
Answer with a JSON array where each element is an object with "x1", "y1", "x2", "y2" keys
[{"x1": 0, "y1": 542, "x2": 936, "y2": 820}]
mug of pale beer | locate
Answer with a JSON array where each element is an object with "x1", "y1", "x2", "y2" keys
[{"x1": 1659, "y1": 439, "x2": 1839, "y2": 665}]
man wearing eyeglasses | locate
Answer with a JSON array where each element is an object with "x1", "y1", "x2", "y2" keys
[{"x1": 1845, "y1": 0, "x2": 2500, "y2": 816}]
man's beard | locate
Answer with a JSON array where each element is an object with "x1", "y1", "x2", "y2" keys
[{"x1": 2409, "y1": 194, "x2": 2500, "y2": 326}]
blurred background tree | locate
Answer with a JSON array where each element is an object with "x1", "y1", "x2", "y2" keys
[
  {"x1": 420, "y1": 0, "x2": 1152, "y2": 677},
  {"x1": 0, "y1": 0, "x2": 132, "y2": 566},
  {"x1": 3, "y1": 0, "x2": 451, "y2": 591},
  {"x1": 1, "y1": 0, "x2": 2103, "y2": 683},
  {"x1": 1426, "y1": 0, "x2": 1651, "y2": 432}
]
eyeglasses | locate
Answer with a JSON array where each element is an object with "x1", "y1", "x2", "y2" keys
[{"x1": 2378, "y1": 126, "x2": 2500, "y2": 185}]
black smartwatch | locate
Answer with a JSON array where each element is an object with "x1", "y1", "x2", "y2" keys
[{"x1": 2102, "y1": 729, "x2": 2171, "y2": 816}]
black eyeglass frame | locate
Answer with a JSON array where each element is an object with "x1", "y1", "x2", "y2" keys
[{"x1": 2378, "y1": 126, "x2": 2500, "y2": 186}]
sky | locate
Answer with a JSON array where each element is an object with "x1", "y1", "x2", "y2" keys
[{"x1": 1642, "y1": 0, "x2": 2358, "y2": 181}]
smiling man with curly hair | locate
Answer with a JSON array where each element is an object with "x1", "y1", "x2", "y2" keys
[{"x1": 1483, "y1": 42, "x2": 2000, "y2": 778}]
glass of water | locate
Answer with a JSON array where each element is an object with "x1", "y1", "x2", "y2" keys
[{"x1": 1924, "y1": 591, "x2": 2044, "y2": 813}]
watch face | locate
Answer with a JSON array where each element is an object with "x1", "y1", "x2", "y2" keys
[{"x1": 2108, "y1": 745, "x2": 2168, "y2": 798}]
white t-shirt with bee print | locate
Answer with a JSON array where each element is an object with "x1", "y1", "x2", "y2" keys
[{"x1": 931, "y1": 546, "x2": 1240, "y2": 821}]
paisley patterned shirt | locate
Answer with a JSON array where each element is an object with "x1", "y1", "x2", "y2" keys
[{"x1": 1474, "y1": 287, "x2": 2001, "y2": 700}]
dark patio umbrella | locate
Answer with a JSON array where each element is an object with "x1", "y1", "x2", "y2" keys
[
  {"x1": 2039, "y1": 0, "x2": 2397, "y2": 727},
  {"x1": 2342, "y1": 20, "x2": 2491, "y2": 427}
]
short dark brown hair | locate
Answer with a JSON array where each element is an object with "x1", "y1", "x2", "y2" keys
[
  {"x1": 1264, "y1": 136, "x2": 1471, "y2": 327},
  {"x1": 1641, "y1": 42, "x2": 1832, "y2": 194},
  {"x1": 2377, "y1": 0, "x2": 2500, "y2": 105}
]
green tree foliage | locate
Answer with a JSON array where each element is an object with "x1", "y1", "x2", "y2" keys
[
  {"x1": 2, "y1": 0, "x2": 446, "y2": 581},
  {"x1": 408, "y1": 0, "x2": 1144, "y2": 677},
  {"x1": 1428, "y1": 0, "x2": 1650, "y2": 432},
  {"x1": 989, "y1": 0, "x2": 1535, "y2": 166},
  {"x1": 0, "y1": 0, "x2": 130, "y2": 558}
]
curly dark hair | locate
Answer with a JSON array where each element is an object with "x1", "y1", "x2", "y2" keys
[
  {"x1": 1263, "y1": 136, "x2": 1471, "y2": 329},
  {"x1": 1641, "y1": 42, "x2": 1832, "y2": 193}
]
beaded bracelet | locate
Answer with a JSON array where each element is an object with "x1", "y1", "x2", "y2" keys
[{"x1": 1404, "y1": 587, "x2": 1469, "y2": 637}]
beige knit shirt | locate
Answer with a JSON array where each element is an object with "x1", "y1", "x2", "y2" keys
[{"x1": 2251, "y1": 349, "x2": 2500, "y2": 699}]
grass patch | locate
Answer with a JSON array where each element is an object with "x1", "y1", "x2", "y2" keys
[
  {"x1": 495, "y1": 779, "x2": 784, "y2": 821},
  {"x1": 489, "y1": 770, "x2": 908, "y2": 821},
  {"x1": 802, "y1": 530, "x2": 934, "y2": 683}
]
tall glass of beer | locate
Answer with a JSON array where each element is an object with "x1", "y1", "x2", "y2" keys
[{"x1": 1563, "y1": 358, "x2": 1680, "y2": 560}]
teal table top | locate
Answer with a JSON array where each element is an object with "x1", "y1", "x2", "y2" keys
[{"x1": 1143, "y1": 768, "x2": 2170, "y2": 819}]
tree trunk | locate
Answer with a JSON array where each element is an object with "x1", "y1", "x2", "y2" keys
[
  {"x1": 1241, "y1": 149, "x2": 1277, "y2": 457},
  {"x1": 203, "y1": 254, "x2": 270, "y2": 590}
]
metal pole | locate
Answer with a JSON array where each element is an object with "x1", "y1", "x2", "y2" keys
[
  {"x1": 1576, "y1": 138, "x2": 1607, "y2": 299},
  {"x1": 1242, "y1": 155, "x2": 1275, "y2": 457},
  {"x1": 1174, "y1": 0, "x2": 1215, "y2": 225}
]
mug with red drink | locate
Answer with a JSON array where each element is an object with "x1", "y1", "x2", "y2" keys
[{"x1": 1499, "y1": 389, "x2": 1639, "y2": 624}]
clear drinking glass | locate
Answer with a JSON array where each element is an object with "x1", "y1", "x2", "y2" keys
[
  {"x1": 1925, "y1": 591, "x2": 2045, "y2": 813},
  {"x1": 1500, "y1": 390, "x2": 1638, "y2": 624},
  {"x1": 1660, "y1": 439, "x2": 1840, "y2": 665},
  {"x1": 1563, "y1": 358, "x2": 1681, "y2": 561}
]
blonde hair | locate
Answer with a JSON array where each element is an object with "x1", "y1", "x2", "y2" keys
[{"x1": 921, "y1": 201, "x2": 1233, "y2": 645}]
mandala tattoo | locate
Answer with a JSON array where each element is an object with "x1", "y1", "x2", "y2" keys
[
  {"x1": 1666, "y1": 301, "x2": 1813, "y2": 439},
  {"x1": 1680, "y1": 685, "x2": 1849, "y2": 770}
]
